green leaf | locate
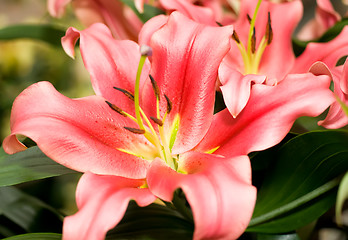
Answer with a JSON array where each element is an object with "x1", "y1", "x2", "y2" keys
[
  {"x1": 292, "y1": 18, "x2": 348, "y2": 56},
  {"x1": 336, "y1": 171, "x2": 348, "y2": 225},
  {"x1": 0, "y1": 186, "x2": 63, "y2": 233},
  {"x1": 257, "y1": 233, "x2": 301, "y2": 240},
  {"x1": 0, "y1": 146, "x2": 77, "y2": 187},
  {"x1": 318, "y1": 17, "x2": 348, "y2": 43},
  {"x1": 248, "y1": 130, "x2": 348, "y2": 233},
  {"x1": 120, "y1": 0, "x2": 165, "y2": 23},
  {"x1": 106, "y1": 201, "x2": 194, "y2": 239},
  {"x1": 2, "y1": 233, "x2": 62, "y2": 240},
  {"x1": 0, "y1": 24, "x2": 66, "y2": 47}
]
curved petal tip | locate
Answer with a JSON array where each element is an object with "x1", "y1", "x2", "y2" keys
[{"x1": 61, "y1": 27, "x2": 81, "y2": 59}]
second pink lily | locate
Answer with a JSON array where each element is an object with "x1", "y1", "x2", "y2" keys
[{"x1": 219, "y1": 0, "x2": 348, "y2": 119}]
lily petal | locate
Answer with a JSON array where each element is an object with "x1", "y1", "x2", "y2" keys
[
  {"x1": 320, "y1": 60, "x2": 348, "y2": 128},
  {"x1": 148, "y1": 12, "x2": 234, "y2": 153},
  {"x1": 3, "y1": 82, "x2": 152, "y2": 178},
  {"x1": 62, "y1": 23, "x2": 150, "y2": 114},
  {"x1": 63, "y1": 172, "x2": 156, "y2": 240},
  {"x1": 219, "y1": 61, "x2": 266, "y2": 117},
  {"x1": 196, "y1": 73, "x2": 334, "y2": 157},
  {"x1": 70, "y1": 0, "x2": 142, "y2": 40},
  {"x1": 292, "y1": 26, "x2": 348, "y2": 73},
  {"x1": 139, "y1": 14, "x2": 168, "y2": 46},
  {"x1": 147, "y1": 153, "x2": 256, "y2": 240},
  {"x1": 258, "y1": 0, "x2": 302, "y2": 80},
  {"x1": 159, "y1": 0, "x2": 216, "y2": 25}
]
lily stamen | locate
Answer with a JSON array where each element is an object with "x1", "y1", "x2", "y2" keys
[
  {"x1": 252, "y1": 37, "x2": 268, "y2": 72},
  {"x1": 139, "y1": 107, "x2": 161, "y2": 142},
  {"x1": 111, "y1": 86, "x2": 159, "y2": 139},
  {"x1": 105, "y1": 101, "x2": 127, "y2": 117},
  {"x1": 247, "y1": 0, "x2": 262, "y2": 57},
  {"x1": 105, "y1": 100, "x2": 138, "y2": 122},
  {"x1": 149, "y1": 74, "x2": 160, "y2": 100},
  {"x1": 106, "y1": 99, "x2": 159, "y2": 146},
  {"x1": 233, "y1": 0, "x2": 275, "y2": 74},
  {"x1": 232, "y1": 31, "x2": 240, "y2": 44},
  {"x1": 164, "y1": 94, "x2": 172, "y2": 114},
  {"x1": 150, "y1": 116, "x2": 164, "y2": 126},
  {"x1": 132, "y1": 48, "x2": 177, "y2": 170},
  {"x1": 124, "y1": 127, "x2": 146, "y2": 134},
  {"x1": 247, "y1": 14, "x2": 252, "y2": 24},
  {"x1": 251, "y1": 27, "x2": 256, "y2": 54},
  {"x1": 149, "y1": 74, "x2": 161, "y2": 119},
  {"x1": 266, "y1": 12, "x2": 273, "y2": 45},
  {"x1": 113, "y1": 87, "x2": 134, "y2": 101}
]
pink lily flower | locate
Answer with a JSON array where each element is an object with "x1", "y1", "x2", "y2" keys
[
  {"x1": 47, "y1": 0, "x2": 143, "y2": 41},
  {"x1": 218, "y1": 0, "x2": 348, "y2": 118},
  {"x1": 297, "y1": 0, "x2": 340, "y2": 41},
  {"x1": 3, "y1": 11, "x2": 334, "y2": 240}
]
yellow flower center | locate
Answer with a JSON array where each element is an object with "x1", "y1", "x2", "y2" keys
[{"x1": 106, "y1": 49, "x2": 179, "y2": 171}]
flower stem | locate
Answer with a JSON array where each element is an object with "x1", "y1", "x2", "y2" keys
[{"x1": 247, "y1": 177, "x2": 341, "y2": 228}]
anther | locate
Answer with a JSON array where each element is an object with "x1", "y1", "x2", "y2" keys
[
  {"x1": 124, "y1": 127, "x2": 146, "y2": 134},
  {"x1": 149, "y1": 74, "x2": 160, "y2": 100},
  {"x1": 247, "y1": 14, "x2": 252, "y2": 24},
  {"x1": 105, "y1": 101, "x2": 127, "y2": 117},
  {"x1": 265, "y1": 12, "x2": 273, "y2": 45},
  {"x1": 113, "y1": 87, "x2": 134, "y2": 101},
  {"x1": 150, "y1": 116, "x2": 164, "y2": 126},
  {"x1": 216, "y1": 22, "x2": 223, "y2": 27},
  {"x1": 251, "y1": 27, "x2": 256, "y2": 54},
  {"x1": 140, "y1": 45, "x2": 152, "y2": 57},
  {"x1": 164, "y1": 94, "x2": 172, "y2": 114},
  {"x1": 232, "y1": 31, "x2": 240, "y2": 44}
]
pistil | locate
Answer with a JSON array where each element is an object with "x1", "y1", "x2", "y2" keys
[
  {"x1": 134, "y1": 55, "x2": 147, "y2": 130},
  {"x1": 124, "y1": 47, "x2": 178, "y2": 170},
  {"x1": 247, "y1": 0, "x2": 262, "y2": 57}
]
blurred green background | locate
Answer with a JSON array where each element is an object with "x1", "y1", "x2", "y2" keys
[{"x1": 0, "y1": 0, "x2": 93, "y2": 143}]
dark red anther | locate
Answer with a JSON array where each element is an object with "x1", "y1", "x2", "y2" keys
[
  {"x1": 251, "y1": 27, "x2": 256, "y2": 54},
  {"x1": 149, "y1": 74, "x2": 160, "y2": 100},
  {"x1": 124, "y1": 127, "x2": 146, "y2": 134},
  {"x1": 105, "y1": 101, "x2": 127, "y2": 117},
  {"x1": 164, "y1": 94, "x2": 172, "y2": 114},
  {"x1": 150, "y1": 116, "x2": 164, "y2": 126},
  {"x1": 247, "y1": 14, "x2": 252, "y2": 24},
  {"x1": 113, "y1": 87, "x2": 134, "y2": 101},
  {"x1": 232, "y1": 31, "x2": 240, "y2": 44},
  {"x1": 266, "y1": 12, "x2": 273, "y2": 45}
]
